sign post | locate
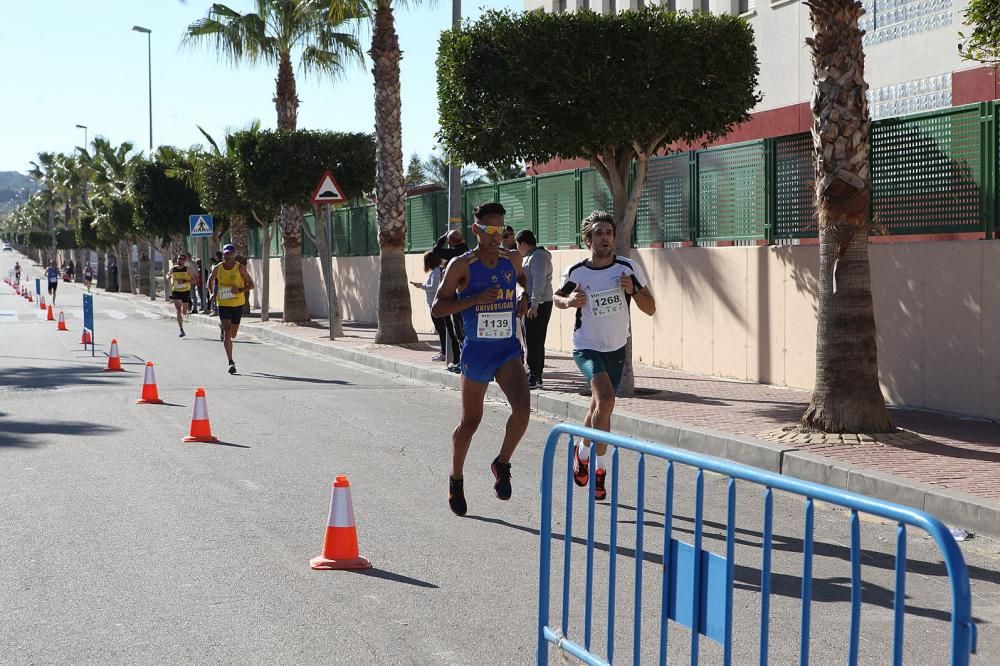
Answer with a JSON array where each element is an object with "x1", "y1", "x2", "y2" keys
[
  {"x1": 311, "y1": 172, "x2": 347, "y2": 340},
  {"x1": 190, "y1": 215, "x2": 214, "y2": 314}
]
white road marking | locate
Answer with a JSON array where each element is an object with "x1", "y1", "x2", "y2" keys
[
  {"x1": 0, "y1": 310, "x2": 17, "y2": 322},
  {"x1": 105, "y1": 310, "x2": 127, "y2": 320}
]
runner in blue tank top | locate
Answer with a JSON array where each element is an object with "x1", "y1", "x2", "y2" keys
[{"x1": 432, "y1": 202, "x2": 531, "y2": 516}]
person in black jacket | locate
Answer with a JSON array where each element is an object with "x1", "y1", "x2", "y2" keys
[{"x1": 431, "y1": 229, "x2": 468, "y2": 371}]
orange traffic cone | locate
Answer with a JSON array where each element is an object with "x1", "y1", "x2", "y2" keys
[
  {"x1": 104, "y1": 339, "x2": 124, "y2": 372},
  {"x1": 39, "y1": 295, "x2": 46, "y2": 310},
  {"x1": 80, "y1": 329, "x2": 92, "y2": 345},
  {"x1": 310, "y1": 476, "x2": 371, "y2": 570},
  {"x1": 183, "y1": 388, "x2": 218, "y2": 443},
  {"x1": 46, "y1": 304, "x2": 54, "y2": 321},
  {"x1": 56, "y1": 310, "x2": 68, "y2": 331},
  {"x1": 135, "y1": 362, "x2": 164, "y2": 404},
  {"x1": 27, "y1": 292, "x2": 33, "y2": 303}
]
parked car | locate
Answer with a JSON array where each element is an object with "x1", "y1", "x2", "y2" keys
[{"x1": 1, "y1": 242, "x2": 12, "y2": 251}]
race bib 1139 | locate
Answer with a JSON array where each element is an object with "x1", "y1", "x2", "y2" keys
[{"x1": 477, "y1": 311, "x2": 512, "y2": 339}]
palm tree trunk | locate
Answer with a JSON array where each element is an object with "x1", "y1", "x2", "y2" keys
[
  {"x1": 118, "y1": 240, "x2": 133, "y2": 294},
  {"x1": 137, "y1": 242, "x2": 151, "y2": 296},
  {"x1": 275, "y1": 53, "x2": 298, "y2": 131},
  {"x1": 371, "y1": 5, "x2": 417, "y2": 344},
  {"x1": 801, "y1": 0, "x2": 892, "y2": 433},
  {"x1": 280, "y1": 205, "x2": 310, "y2": 323},
  {"x1": 230, "y1": 213, "x2": 248, "y2": 259}
]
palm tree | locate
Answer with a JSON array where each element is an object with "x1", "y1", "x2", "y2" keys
[
  {"x1": 184, "y1": 0, "x2": 364, "y2": 323},
  {"x1": 421, "y1": 150, "x2": 484, "y2": 188},
  {"x1": 82, "y1": 139, "x2": 142, "y2": 294},
  {"x1": 800, "y1": 0, "x2": 892, "y2": 434},
  {"x1": 335, "y1": 0, "x2": 426, "y2": 343}
]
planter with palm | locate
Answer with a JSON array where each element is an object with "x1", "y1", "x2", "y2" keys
[{"x1": 800, "y1": 0, "x2": 893, "y2": 433}]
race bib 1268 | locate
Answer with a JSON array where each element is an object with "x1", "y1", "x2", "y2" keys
[
  {"x1": 477, "y1": 311, "x2": 512, "y2": 339},
  {"x1": 589, "y1": 287, "x2": 625, "y2": 318}
]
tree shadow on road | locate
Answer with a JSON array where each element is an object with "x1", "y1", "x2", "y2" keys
[
  {"x1": 347, "y1": 567, "x2": 439, "y2": 589},
  {"x1": 0, "y1": 411, "x2": 122, "y2": 449},
  {"x1": 0, "y1": 364, "x2": 132, "y2": 390}
]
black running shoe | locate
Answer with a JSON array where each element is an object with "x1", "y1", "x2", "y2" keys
[
  {"x1": 178, "y1": 329, "x2": 186, "y2": 338},
  {"x1": 491, "y1": 456, "x2": 512, "y2": 500},
  {"x1": 449, "y1": 476, "x2": 467, "y2": 516},
  {"x1": 228, "y1": 361, "x2": 237, "y2": 375},
  {"x1": 595, "y1": 468, "x2": 607, "y2": 502}
]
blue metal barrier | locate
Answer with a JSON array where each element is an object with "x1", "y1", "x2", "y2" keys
[
  {"x1": 82, "y1": 293, "x2": 95, "y2": 357},
  {"x1": 536, "y1": 423, "x2": 977, "y2": 665}
]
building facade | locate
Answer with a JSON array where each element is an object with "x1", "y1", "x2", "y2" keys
[{"x1": 522, "y1": 0, "x2": 998, "y2": 171}]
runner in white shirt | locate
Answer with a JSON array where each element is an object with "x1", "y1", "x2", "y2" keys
[{"x1": 554, "y1": 211, "x2": 656, "y2": 500}]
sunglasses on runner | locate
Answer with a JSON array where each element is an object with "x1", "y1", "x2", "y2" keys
[{"x1": 473, "y1": 223, "x2": 504, "y2": 236}]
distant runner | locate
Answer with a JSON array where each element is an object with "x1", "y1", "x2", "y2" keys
[
  {"x1": 46, "y1": 261, "x2": 59, "y2": 304},
  {"x1": 169, "y1": 253, "x2": 195, "y2": 337},
  {"x1": 83, "y1": 264, "x2": 93, "y2": 292},
  {"x1": 432, "y1": 202, "x2": 530, "y2": 516},
  {"x1": 554, "y1": 211, "x2": 656, "y2": 500},
  {"x1": 14, "y1": 261, "x2": 21, "y2": 282},
  {"x1": 207, "y1": 244, "x2": 254, "y2": 375}
]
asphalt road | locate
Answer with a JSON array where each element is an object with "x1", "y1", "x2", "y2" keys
[{"x1": 1, "y1": 251, "x2": 998, "y2": 665}]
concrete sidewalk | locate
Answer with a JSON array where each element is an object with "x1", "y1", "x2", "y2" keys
[{"x1": 161, "y1": 310, "x2": 996, "y2": 539}]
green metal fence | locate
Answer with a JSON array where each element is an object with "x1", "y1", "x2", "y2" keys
[{"x1": 243, "y1": 102, "x2": 1000, "y2": 259}]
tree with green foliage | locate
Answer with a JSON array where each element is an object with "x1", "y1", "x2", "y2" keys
[
  {"x1": 483, "y1": 161, "x2": 525, "y2": 184},
  {"x1": 230, "y1": 128, "x2": 374, "y2": 324},
  {"x1": 438, "y1": 7, "x2": 760, "y2": 256},
  {"x1": 438, "y1": 7, "x2": 759, "y2": 394},
  {"x1": 404, "y1": 153, "x2": 425, "y2": 188},
  {"x1": 959, "y1": 0, "x2": 1000, "y2": 65},
  {"x1": 421, "y1": 150, "x2": 483, "y2": 188}
]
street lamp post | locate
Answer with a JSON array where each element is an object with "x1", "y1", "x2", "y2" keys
[
  {"x1": 132, "y1": 26, "x2": 152, "y2": 151},
  {"x1": 75, "y1": 124, "x2": 88, "y2": 150},
  {"x1": 132, "y1": 25, "x2": 155, "y2": 300},
  {"x1": 446, "y1": 0, "x2": 462, "y2": 234}
]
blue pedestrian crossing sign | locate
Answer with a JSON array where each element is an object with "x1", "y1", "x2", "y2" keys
[{"x1": 189, "y1": 214, "x2": 214, "y2": 237}]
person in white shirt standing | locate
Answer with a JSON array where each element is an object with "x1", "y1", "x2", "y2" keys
[
  {"x1": 554, "y1": 211, "x2": 656, "y2": 500},
  {"x1": 411, "y1": 251, "x2": 448, "y2": 361}
]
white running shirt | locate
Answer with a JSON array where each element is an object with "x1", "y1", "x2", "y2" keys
[{"x1": 557, "y1": 256, "x2": 648, "y2": 353}]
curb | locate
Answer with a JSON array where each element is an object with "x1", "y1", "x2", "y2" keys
[{"x1": 192, "y1": 313, "x2": 1000, "y2": 538}]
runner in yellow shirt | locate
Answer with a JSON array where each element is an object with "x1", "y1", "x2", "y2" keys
[
  {"x1": 169, "y1": 254, "x2": 196, "y2": 337},
  {"x1": 207, "y1": 244, "x2": 254, "y2": 374}
]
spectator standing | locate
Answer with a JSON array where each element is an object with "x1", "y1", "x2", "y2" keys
[
  {"x1": 432, "y1": 229, "x2": 469, "y2": 373},
  {"x1": 410, "y1": 251, "x2": 450, "y2": 361},
  {"x1": 516, "y1": 229, "x2": 554, "y2": 389}
]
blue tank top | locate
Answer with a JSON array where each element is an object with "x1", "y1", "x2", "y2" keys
[{"x1": 458, "y1": 251, "x2": 518, "y2": 343}]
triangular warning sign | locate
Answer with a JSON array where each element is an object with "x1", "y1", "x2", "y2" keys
[
  {"x1": 311, "y1": 171, "x2": 347, "y2": 204},
  {"x1": 192, "y1": 217, "x2": 212, "y2": 233}
]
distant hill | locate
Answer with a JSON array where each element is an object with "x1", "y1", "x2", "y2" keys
[{"x1": 0, "y1": 171, "x2": 38, "y2": 217}]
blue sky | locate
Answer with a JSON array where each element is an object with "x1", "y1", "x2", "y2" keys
[{"x1": 0, "y1": 0, "x2": 516, "y2": 173}]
